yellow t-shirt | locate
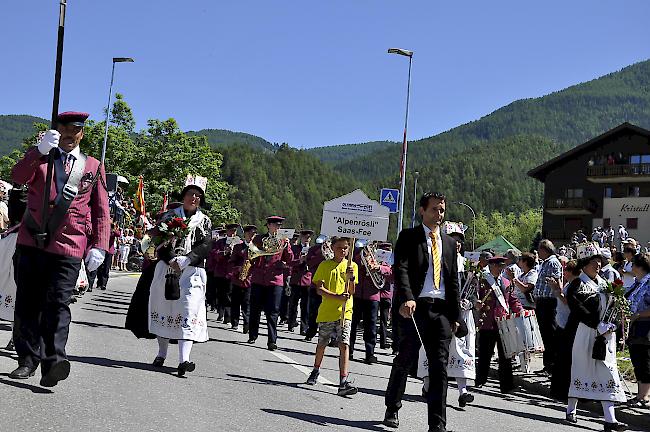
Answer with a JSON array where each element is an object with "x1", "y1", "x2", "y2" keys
[{"x1": 313, "y1": 258, "x2": 358, "y2": 323}]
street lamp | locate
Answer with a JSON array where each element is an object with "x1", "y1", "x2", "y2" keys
[
  {"x1": 388, "y1": 47, "x2": 413, "y2": 233},
  {"x1": 411, "y1": 171, "x2": 419, "y2": 228},
  {"x1": 101, "y1": 57, "x2": 134, "y2": 165},
  {"x1": 454, "y1": 201, "x2": 476, "y2": 250}
]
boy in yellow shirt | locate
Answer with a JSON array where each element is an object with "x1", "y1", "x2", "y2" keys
[{"x1": 306, "y1": 236, "x2": 359, "y2": 396}]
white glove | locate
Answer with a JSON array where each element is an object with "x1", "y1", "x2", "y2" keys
[
  {"x1": 85, "y1": 248, "x2": 106, "y2": 272},
  {"x1": 597, "y1": 322, "x2": 616, "y2": 336},
  {"x1": 36, "y1": 130, "x2": 60, "y2": 155},
  {"x1": 460, "y1": 299, "x2": 472, "y2": 311},
  {"x1": 173, "y1": 255, "x2": 191, "y2": 270}
]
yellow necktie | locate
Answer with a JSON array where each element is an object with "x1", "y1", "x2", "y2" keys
[{"x1": 430, "y1": 231, "x2": 441, "y2": 289}]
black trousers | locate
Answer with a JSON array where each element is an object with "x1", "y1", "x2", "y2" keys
[
  {"x1": 230, "y1": 285, "x2": 251, "y2": 329},
  {"x1": 287, "y1": 284, "x2": 310, "y2": 333},
  {"x1": 305, "y1": 286, "x2": 322, "y2": 339},
  {"x1": 249, "y1": 284, "x2": 283, "y2": 344},
  {"x1": 206, "y1": 274, "x2": 217, "y2": 309},
  {"x1": 536, "y1": 297, "x2": 558, "y2": 369},
  {"x1": 86, "y1": 268, "x2": 97, "y2": 290},
  {"x1": 96, "y1": 253, "x2": 112, "y2": 289},
  {"x1": 215, "y1": 276, "x2": 232, "y2": 321},
  {"x1": 379, "y1": 297, "x2": 391, "y2": 348},
  {"x1": 13, "y1": 246, "x2": 81, "y2": 375},
  {"x1": 350, "y1": 298, "x2": 379, "y2": 357},
  {"x1": 279, "y1": 287, "x2": 290, "y2": 321},
  {"x1": 476, "y1": 329, "x2": 514, "y2": 393},
  {"x1": 385, "y1": 301, "x2": 452, "y2": 430}
]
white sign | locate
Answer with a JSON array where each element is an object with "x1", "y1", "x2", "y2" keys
[
  {"x1": 277, "y1": 228, "x2": 295, "y2": 240},
  {"x1": 320, "y1": 189, "x2": 389, "y2": 241}
]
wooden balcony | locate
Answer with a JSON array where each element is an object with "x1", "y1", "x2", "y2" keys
[
  {"x1": 545, "y1": 197, "x2": 597, "y2": 215},
  {"x1": 587, "y1": 164, "x2": 650, "y2": 183}
]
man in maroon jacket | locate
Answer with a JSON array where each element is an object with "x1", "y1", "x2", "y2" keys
[
  {"x1": 287, "y1": 229, "x2": 314, "y2": 334},
  {"x1": 9, "y1": 112, "x2": 110, "y2": 387},
  {"x1": 229, "y1": 224, "x2": 257, "y2": 333},
  {"x1": 212, "y1": 224, "x2": 239, "y2": 322},
  {"x1": 248, "y1": 216, "x2": 294, "y2": 350}
]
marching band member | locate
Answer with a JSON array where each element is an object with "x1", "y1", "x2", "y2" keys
[
  {"x1": 305, "y1": 236, "x2": 359, "y2": 396},
  {"x1": 304, "y1": 238, "x2": 329, "y2": 341},
  {"x1": 349, "y1": 241, "x2": 393, "y2": 364},
  {"x1": 418, "y1": 221, "x2": 476, "y2": 407},
  {"x1": 247, "y1": 216, "x2": 294, "y2": 350},
  {"x1": 210, "y1": 223, "x2": 239, "y2": 323},
  {"x1": 377, "y1": 242, "x2": 394, "y2": 350},
  {"x1": 562, "y1": 242, "x2": 627, "y2": 430},
  {"x1": 9, "y1": 112, "x2": 110, "y2": 386},
  {"x1": 287, "y1": 229, "x2": 315, "y2": 334},
  {"x1": 229, "y1": 224, "x2": 257, "y2": 333},
  {"x1": 475, "y1": 256, "x2": 523, "y2": 393},
  {"x1": 384, "y1": 192, "x2": 461, "y2": 431}
]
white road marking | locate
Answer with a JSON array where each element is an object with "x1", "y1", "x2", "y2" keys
[{"x1": 269, "y1": 350, "x2": 336, "y2": 386}]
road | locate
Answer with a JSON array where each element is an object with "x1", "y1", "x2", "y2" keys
[{"x1": 0, "y1": 273, "x2": 644, "y2": 432}]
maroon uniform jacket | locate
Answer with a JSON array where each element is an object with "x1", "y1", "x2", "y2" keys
[
  {"x1": 289, "y1": 243, "x2": 313, "y2": 287},
  {"x1": 353, "y1": 249, "x2": 393, "y2": 302},
  {"x1": 477, "y1": 273, "x2": 523, "y2": 331},
  {"x1": 209, "y1": 237, "x2": 233, "y2": 278},
  {"x1": 12, "y1": 147, "x2": 110, "y2": 259},
  {"x1": 249, "y1": 233, "x2": 294, "y2": 287},
  {"x1": 229, "y1": 242, "x2": 251, "y2": 289}
]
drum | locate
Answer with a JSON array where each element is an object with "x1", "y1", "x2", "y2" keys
[{"x1": 496, "y1": 310, "x2": 545, "y2": 358}]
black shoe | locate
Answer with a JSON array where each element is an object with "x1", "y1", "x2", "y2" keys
[
  {"x1": 247, "y1": 338, "x2": 257, "y2": 344},
  {"x1": 40, "y1": 360, "x2": 71, "y2": 387},
  {"x1": 458, "y1": 392, "x2": 474, "y2": 407},
  {"x1": 69, "y1": 296, "x2": 77, "y2": 304},
  {"x1": 349, "y1": 353, "x2": 354, "y2": 361},
  {"x1": 300, "y1": 330, "x2": 306, "y2": 336},
  {"x1": 100, "y1": 286, "x2": 107, "y2": 291},
  {"x1": 9, "y1": 366, "x2": 36, "y2": 379},
  {"x1": 565, "y1": 413, "x2": 577, "y2": 424},
  {"x1": 603, "y1": 422, "x2": 627, "y2": 431},
  {"x1": 267, "y1": 342, "x2": 277, "y2": 351},
  {"x1": 177, "y1": 361, "x2": 196, "y2": 377},
  {"x1": 279, "y1": 319, "x2": 286, "y2": 326},
  {"x1": 306, "y1": 369, "x2": 319, "y2": 385},
  {"x1": 304, "y1": 336, "x2": 313, "y2": 342},
  {"x1": 365, "y1": 354, "x2": 378, "y2": 365},
  {"x1": 337, "y1": 380, "x2": 358, "y2": 396},
  {"x1": 380, "y1": 344, "x2": 389, "y2": 350},
  {"x1": 288, "y1": 327, "x2": 295, "y2": 333},
  {"x1": 152, "y1": 356, "x2": 165, "y2": 367},
  {"x1": 243, "y1": 325, "x2": 249, "y2": 334},
  {"x1": 87, "y1": 287, "x2": 93, "y2": 292},
  {"x1": 231, "y1": 324, "x2": 237, "y2": 330},
  {"x1": 383, "y1": 410, "x2": 399, "y2": 428}
]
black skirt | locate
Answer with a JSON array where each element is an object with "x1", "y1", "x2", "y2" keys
[{"x1": 125, "y1": 259, "x2": 157, "y2": 339}]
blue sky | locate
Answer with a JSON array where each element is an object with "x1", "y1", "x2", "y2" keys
[{"x1": 2, "y1": 1, "x2": 649, "y2": 148}]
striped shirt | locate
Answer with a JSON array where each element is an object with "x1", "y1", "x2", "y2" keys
[{"x1": 534, "y1": 254, "x2": 562, "y2": 298}]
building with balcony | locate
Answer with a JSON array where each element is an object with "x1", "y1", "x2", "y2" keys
[{"x1": 528, "y1": 122, "x2": 650, "y2": 245}]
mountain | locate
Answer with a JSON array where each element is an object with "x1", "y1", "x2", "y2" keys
[
  {"x1": 305, "y1": 140, "x2": 397, "y2": 165},
  {"x1": 186, "y1": 128, "x2": 275, "y2": 152},
  {"x1": 0, "y1": 115, "x2": 47, "y2": 156}
]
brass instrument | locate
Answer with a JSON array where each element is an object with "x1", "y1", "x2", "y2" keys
[
  {"x1": 238, "y1": 233, "x2": 287, "y2": 281},
  {"x1": 361, "y1": 243, "x2": 386, "y2": 290},
  {"x1": 223, "y1": 235, "x2": 242, "y2": 255},
  {"x1": 476, "y1": 278, "x2": 494, "y2": 329}
]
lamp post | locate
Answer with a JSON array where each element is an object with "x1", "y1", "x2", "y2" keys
[
  {"x1": 388, "y1": 48, "x2": 413, "y2": 233},
  {"x1": 411, "y1": 171, "x2": 419, "y2": 228},
  {"x1": 101, "y1": 57, "x2": 134, "y2": 165},
  {"x1": 454, "y1": 201, "x2": 476, "y2": 250}
]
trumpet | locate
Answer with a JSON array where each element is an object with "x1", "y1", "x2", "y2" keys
[
  {"x1": 238, "y1": 233, "x2": 287, "y2": 281},
  {"x1": 361, "y1": 243, "x2": 385, "y2": 290}
]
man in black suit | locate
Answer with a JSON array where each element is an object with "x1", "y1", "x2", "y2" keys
[{"x1": 384, "y1": 192, "x2": 460, "y2": 432}]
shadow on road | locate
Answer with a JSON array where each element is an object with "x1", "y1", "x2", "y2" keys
[
  {"x1": 68, "y1": 355, "x2": 177, "y2": 375},
  {"x1": 80, "y1": 307, "x2": 127, "y2": 316},
  {"x1": 71, "y1": 320, "x2": 127, "y2": 331},
  {"x1": 471, "y1": 403, "x2": 601, "y2": 430},
  {"x1": 0, "y1": 375, "x2": 53, "y2": 394},
  {"x1": 261, "y1": 408, "x2": 386, "y2": 431}
]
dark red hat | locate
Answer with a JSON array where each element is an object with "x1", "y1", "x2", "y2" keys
[
  {"x1": 225, "y1": 223, "x2": 240, "y2": 230},
  {"x1": 243, "y1": 224, "x2": 257, "y2": 232},
  {"x1": 266, "y1": 216, "x2": 285, "y2": 224},
  {"x1": 487, "y1": 256, "x2": 508, "y2": 265},
  {"x1": 57, "y1": 111, "x2": 89, "y2": 127},
  {"x1": 300, "y1": 229, "x2": 314, "y2": 235}
]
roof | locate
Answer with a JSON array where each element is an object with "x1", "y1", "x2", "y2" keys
[
  {"x1": 527, "y1": 122, "x2": 650, "y2": 182},
  {"x1": 475, "y1": 235, "x2": 521, "y2": 255}
]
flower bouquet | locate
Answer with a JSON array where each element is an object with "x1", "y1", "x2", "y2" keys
[
  {"x1": 602, "y1": 278, "x2": 631, "y2": 323},
  {"x1": 141, "y1": 216, "x2": 190, "y2": 259}
]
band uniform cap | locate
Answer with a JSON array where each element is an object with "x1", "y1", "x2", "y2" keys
[
  {"x1": 243, "y1": 224, "x2": 258, "y2": 232},
  {"x1": 487, "y1": 256, "x2": 508, "y2": 265},
  {"x1": 266, "y1": 216, "x2": 285, "y2": 224},
  {"x1": 225, "y1": 223, "x2": 240, "y2": 230},
  {"x1": 576, "y1": 242, "x2": 602, "y2": 260},
  {"x1": 57, "y1": 111, "x2": 89, "y2": 126},
  {"x1": 300, "y1": 229, "x2": 314, "y2": 235}
]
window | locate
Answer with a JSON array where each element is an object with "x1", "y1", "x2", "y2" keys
[
  {"x1": 627, "y1": 218, "x2": 638, "y2": 230},
  {"x1": 603, "y1": 218, "x2": 611, "y2": 228},
  {"x1": 604, "y1": 187, "x2": 612, "y2": 198},
  {"x1": 566, "y1": 188, "x2": 583, "y2": 199},
  {"x1": 628, "y1": 186, "x2": 640, "y2": 197},
  {"x1": 630, "y1": 154, "x2": 650, "y2": 164}
]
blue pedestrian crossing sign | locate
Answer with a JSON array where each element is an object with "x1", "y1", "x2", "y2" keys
[{"x1": 380, "y1": 188, "x2": 399, "y2": 213}]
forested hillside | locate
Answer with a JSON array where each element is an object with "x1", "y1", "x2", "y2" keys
[
  {"x1": 0, "y1": 115, "x2": 47, "y2": 156},
  {"x1": 186, "y1": 128, "x2": 275, "y2": 152}
]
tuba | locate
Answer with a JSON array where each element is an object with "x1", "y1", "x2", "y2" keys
[
  {"x1": 238, "y1": 233, "x2": 287, "y2": 281},
  {"x1": 361, "y1": 243, "x2": 386, "y2": 290}
]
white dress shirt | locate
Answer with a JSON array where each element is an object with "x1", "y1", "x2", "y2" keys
[{"x1": 419, "y1": 224, "x2": 446, "y2": 300}]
